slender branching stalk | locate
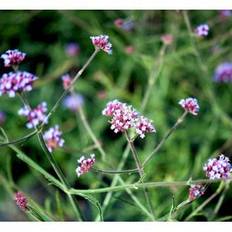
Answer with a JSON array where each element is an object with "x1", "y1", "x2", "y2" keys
[
  {"x1": 42, "y1": 49, "x2": 99, "y2": 126},
  {"x1": 143, "y1": 111, "x2": 188, "y2": 166},
  {"x1": 69, "y1": 178, "x2": 231, "y2": 195},
  {"x1": 125, "y1": 131, "x2": 155, "y2": 220},
  {"x1": 185, "y1": 181, "x2": 225, "y2": 221}
]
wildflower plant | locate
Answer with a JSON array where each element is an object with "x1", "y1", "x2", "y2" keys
[{"x1": 0, "y1": 12, "x2": 232, "y2": 223}]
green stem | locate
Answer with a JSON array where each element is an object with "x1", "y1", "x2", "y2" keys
[
  {"x1": 77, "y1": 105, "x2": 106, "y2": 161},
  {"x1": 141, "y1": 44, "x2": 166, "y2": 112},
  {"x1": 143, "y1": 111, "x2": 188, "y2": 166},
  {"x1": 125, "y1": 131, "x2": 155, "y2": 220},
  {"x1": 69, "y1": 178, "x2": 230, "y2": 195},
  {"x1": 92, "y1": 167, "x2": 138, "y2": 175},
  {"x1": 42, "y1": 49, "x2": 99, "y2": 126},
  {"x1": 18, "y1": 94, "x2": 83, "y2": 221},
  {"x1": 0, "y1": 130, "x2": 38, "y2": 147}
]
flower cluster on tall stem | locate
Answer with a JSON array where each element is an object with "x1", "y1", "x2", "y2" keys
[
  {"x1": 188, "y1": 184, "x2": 205, "y2": 201},
  {"x1": 90, "y1": 35, "x2": 112, "y2": 54},
  {"x1": 76, "y1": 154, "x2": 96, "y2": 177},
  {"x1": 102, "y1": 100, "x2": 156, "y2": 138},
  {"x1": 195, "y1": 24, "x2": 209, "y2": 37},
  {"x1": 43, "y1": 125, "x2": 65, "y2": 152},
  {"x1": 203, "y1": 154, "x2": 232, "y2": 180},
  {"x1": 15, "y1": 192, "x2": 28, "y2": 211},
  {"x1": 18, "y1": 102, "x2": 48, "y2": 129},
  {"x1": 1, "y1": 49, "x2": 26, "y2": 67},
  {"x1": 179, "y1": 97, "x2": 200, "y2": 116},
  {"x1": 213, "y1": 62, "x2": 232, "y2": 83}
]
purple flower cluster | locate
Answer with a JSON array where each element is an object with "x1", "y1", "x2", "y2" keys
[
  {"x1": 0, "y1": 71, "x2": 37, "y2": 97},
  {"x1": 102, "y1": 100, "x2": 156, "y2": 138},
  {"x1": 76, "y1": 154, "x2": 95, "y2": 177},
  {"x1": 195, "y1": 24, "x2": 209, "y2": 37},
  {"x1": 179, "y1": 97, "x2": 200, "y2": 116},
  {"x1": 188, "y1": 184, "x2": 205, "y2": 201},
  {"x1": 15, "y1": 192, "x2": 28, "y2": 211},
  {"x1": 63, "y1": 94, "x2": 84, "y2": 112},
  {"x1": 213, "y1": 62, "x2": 232, "y2": 83},
  {"x1": 114, "y1": 18, "x2": 134, "y2": 32},
  {"x1": 90, "y1": 35, "x2": 112, "y2": 54},
  {"x1": 18, "y1": 102, "x2": 48, "y2": 129},
  {"x1": 1, "y1": 49, "x2": 26, "y2": 67},
  {"x1": 43, "y1": 125, "x2": 65, "y2": 152},
  {"x1": 65, "y1": 43, "x2": 80, "y2": 57},
  {"x1": 62, "y1": 74, "x2": 72, "y2": 90},
  {"x1": 203, "y1": 154, "x2": 232, "y2": 180}
]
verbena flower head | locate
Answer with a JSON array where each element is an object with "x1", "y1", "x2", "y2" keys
[
  {"x1": 213, "y1": 62, "x2": 232, "y2": 83},
  {"x1": 114, "y1": 18, "x2": 134, "y2": 32},
  {"x1": 65, "y1": 42, "x2": 80, "y2": 57},
  {"x1": 195, "y1": 24, "x2": 209, "y2": 37},
  {"x1": 102, "y1": 100, "x2": 156, "y2": 137},
  {"x1": 1, "y1": 49, "x2": 26, "y2": 67},
  {"x1": 179, "y1": 97, "x2": 200, "y2": 115},
  {"x1": 15, "y1": 192, "x2": 28, "y2": 211},
  {"x1": 161, "y1": 34, "x2": 174, "y2": 45},
  {"x1": 0, "y1": 71, "x2": 37, "y2": 97},
  {"x1": 18, "y1": 102, "x2": 48, "y2": 129},
  {"x1": 62, "y1": 74, "x2": 72, "y2": 90},
  {"x1": 0, "y1": 111, "x2": 6, "y2": 125},
  {"x1": 102, "y1": 99, "x2": 124, "y2": 117},
  {"x1": 135, "y1": 116, "x2": 156, "y2": 138},
  {"x1": 219, "y1": 10, "x2": 232, "y2": 19},
  {"x1": 203, "y1": 154, "x2": 232, "y2": 180},
  {"x1": 90, "y1": 35, "x2": 112, "y2": 54},
  {"x1": 63, "y1": 94, "x2": 84, "y2": 112},
  {"x1": 189, "y1": 184, "x2": 205, "y2": 201},
  {"x1": 43, "y1": 125, "x2": 64, "y2": 152},
  {"x1": 76, "y1": 154, "x2": 95, "y2": 177}
]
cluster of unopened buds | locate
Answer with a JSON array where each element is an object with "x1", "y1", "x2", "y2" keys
[
  {"x1": 43, "y1": 125, "x2": 65, "y2": 152},
  {"x1": 213, "y1": 62, "x2": 232, "y2": 83},
  {"x1": 18, "y1": 102, "x2": 48, "y2": 129},
  {"x1": 188, "y1": 184, "x2": 205, "y2": 201},
  {"x1": 203, "y1": 154, "x2": 232, "y2": 180},
  {"x1": 102, "y1": 100, "x2": 156, "y2": 138},
  {"x1": 62, "y1": 74, "x2": 72, "y2": 90},
  {"x1": 15, "y1": 192, "x2": 28, "y2": 212},
  {"x1": 179, "y1": 97, "x2": 200, "y2": 115},
  {"x1": 76, "y1": 154, "x2": 96, "y2": 177},
  {"x1": 90, "y1": 35, "x2": 112, "y2": 55},
  {"x1": 195, "y1": 24, "x2": 209, "y2": 37}
]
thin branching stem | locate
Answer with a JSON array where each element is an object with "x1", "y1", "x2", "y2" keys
[
  {"x1": 92, "y1": 167, "x2": 138, "y2": 175},
  {"x1": 143, "y1": 111, "x2": 188, "y2": 166},
  {"x1": 0, "y1": 130, "x2": 38, "y2": 147},
  {"x1": 69, "y1": 178, "x2": 231, "y2": 195},
  {"x1": 18, "y1": 92, "x2": 83, "y2": 221},
  {"x1": 42, "y1": 49, "x2": 99, "y2": 126},
  {"x1": 125, "y1": 131, "x2": 155, "y2": 220}
]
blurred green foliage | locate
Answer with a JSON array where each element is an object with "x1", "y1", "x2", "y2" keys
[{"x1": 0, "y1": 10, "x2": 232, "y2": 221}]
